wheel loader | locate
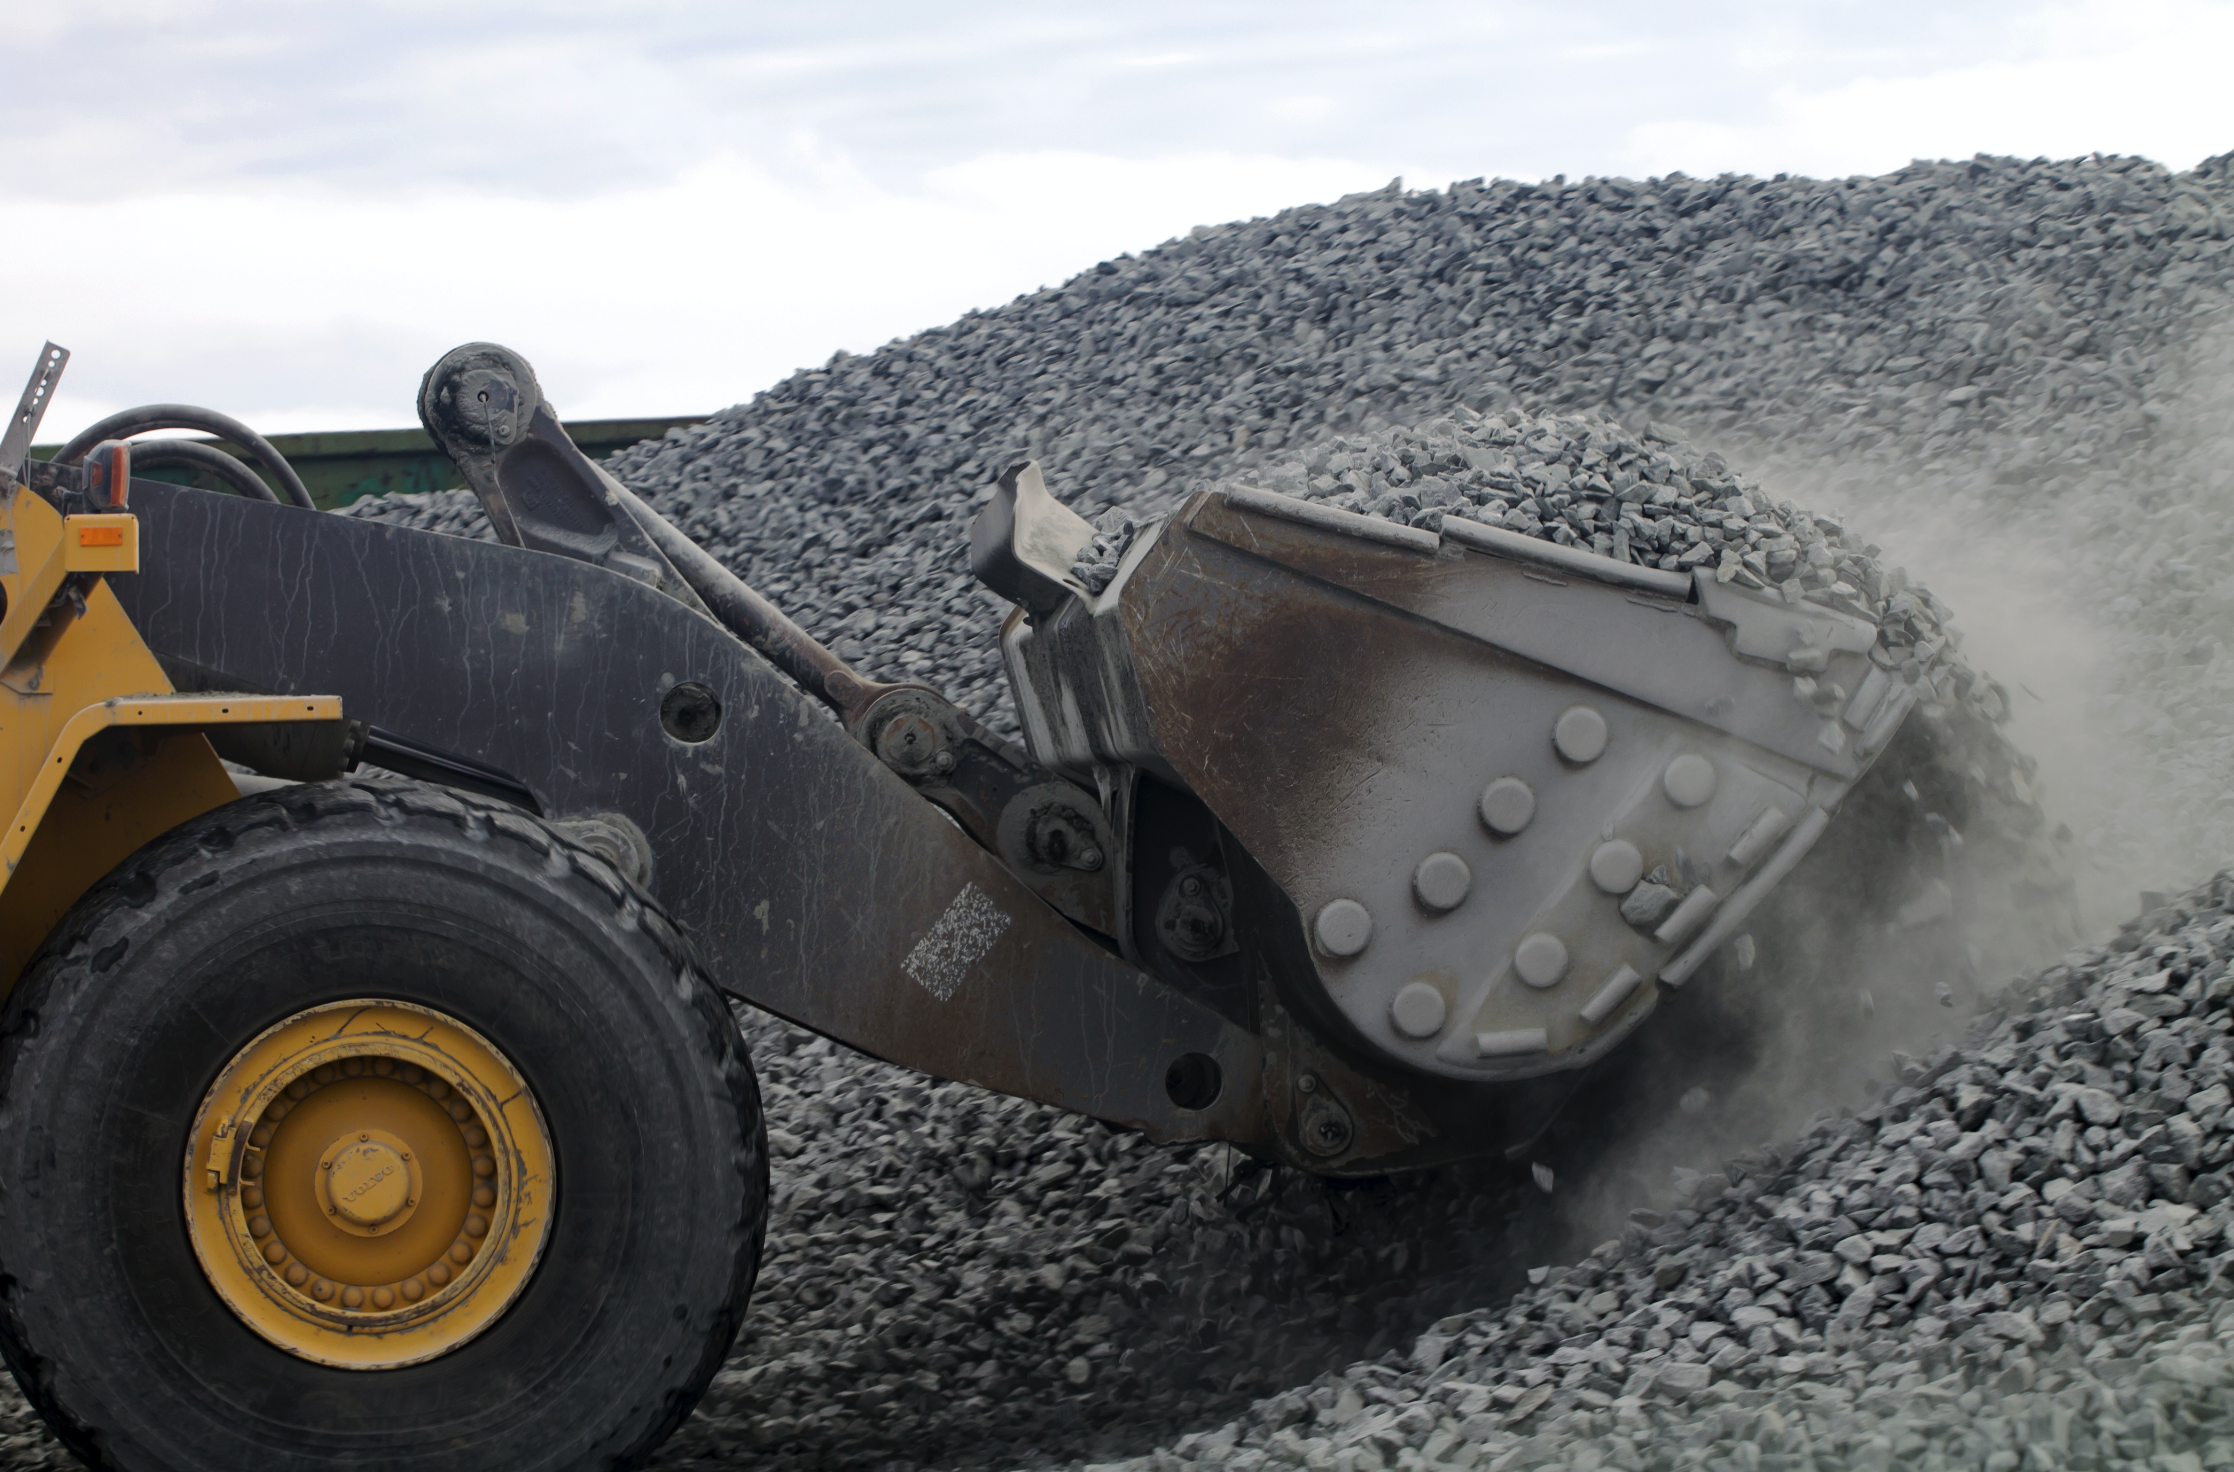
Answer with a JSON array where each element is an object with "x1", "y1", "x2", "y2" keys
[{"x1": 0, "y1": 339, "x2": 1911, "y2": 1469}]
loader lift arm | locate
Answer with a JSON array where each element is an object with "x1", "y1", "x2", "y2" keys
[
  {"x1": 111, "y1": 341, "x2": 1893, "y2": 1179},
  {"x1": 112, "y1": 455, "x2": 1581, "y2": 1174},
  {"x1": 416, "y1": 343, "x2": 1124, "y2": 942},
  {"x1": 110, "y1": 474, "x2": 1289, "y2": 1150}
]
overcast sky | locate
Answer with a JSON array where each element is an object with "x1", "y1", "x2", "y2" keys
[{"x1": 5, "y1": 0, "x2": 2230, "y2": 440}]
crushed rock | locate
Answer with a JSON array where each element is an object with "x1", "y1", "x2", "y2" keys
[
  {"x1": 313, "y1": 148, "x2": 2234, "y2": 1471},
  {"x1": 1066, "y1": 873, "x2": 2234, "y2": 1472}
]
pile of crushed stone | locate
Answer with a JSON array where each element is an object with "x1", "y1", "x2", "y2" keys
[
  {"x1": 311, "y1": 148, "x2": 2234, "y2": 1472},
  {"x1": 0, "y1": 874, "x2": 2208, "y2": 1472},
  {"x1": 1086, "y1": 403, "x2": 1994, "y2": 718},
  {"x1": 0, "y1": 880, "x2": 2218, "y2": 1472},
  {"x1": 637, "y1": 1010, "x2": 1556, "y2": 1472},
  {"x1": 342, "y1": 154, "x2": 2234, "y2": 885},
  {"x1": 1079, "y1": 872, "x2": 2234, "y2": 1472}
]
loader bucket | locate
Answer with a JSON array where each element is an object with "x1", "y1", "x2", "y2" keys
[{"x1": 995, "y1": 483, "x2": 1912, "y2": 1092}]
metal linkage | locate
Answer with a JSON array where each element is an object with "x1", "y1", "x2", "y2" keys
[
  {"x1": 419, "y1": 346, "x2": 1120, "y2": 939},
  {"x1": 419, "y1": 345, "x2": 706, "y2": 607},
  {"x1": 613, "y1": 456, "x2": 1120, "y2": 939},
  {"x1": 118, "y1": 480, "x2": 1258, "y2": 1152}
]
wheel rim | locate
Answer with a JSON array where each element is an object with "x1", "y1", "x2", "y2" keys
[{"x1": 184, "y1": 1000, "x2": 555, "y2": 1369}]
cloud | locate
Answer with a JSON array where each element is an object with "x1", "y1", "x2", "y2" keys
[
  {"x1": 3, "y1": 0, "x2": 2227, "y2": 435},
  {"x1": 12, "y1": 1, "x2": 2166, "y2": 201},
  {"x1": 4, "y1": 149, "x2": 1383, "y2": 440},
  {"x1": 1621, "y1": 0, "x2": 2234, "y2": 179}
]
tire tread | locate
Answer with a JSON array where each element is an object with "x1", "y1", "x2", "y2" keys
[{"x1": 0, "y1": 776, "x2": 767, "y2": 1472}]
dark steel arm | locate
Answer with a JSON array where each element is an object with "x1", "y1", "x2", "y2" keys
[
  {"x1": 409, "y1": 343, "x2": 1124, "y2": 937},
  {"x1": 617, "y1": 481, "x2": 1123, "y2": 939},
  {"x1": 116, "y1": 482, "x2": 1262, "y2": 1148},
  {"x1": 117, "y1": 481, "x2": 1584, "y2": 1175},
  {"x1": 610, "y1": 483, "x2": 867, "y2": 720}
]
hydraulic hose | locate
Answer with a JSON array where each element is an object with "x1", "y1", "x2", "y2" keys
[
  {"x1": 54, "y1": 404, "x2": 314, "y2": 510},
  {"x1": 123, "y1": 438, "x2": 280, "y2": 503}
]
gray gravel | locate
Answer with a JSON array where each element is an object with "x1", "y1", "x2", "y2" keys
[
  {"x1": 1211, "y1": 403, "x2": 2026, "y2": 813},
  {"x1": 303, "y1": 146, "x2": 2234, "y2": 1472},
  {"x1": 343, "y1": 151, "x2": 2234, "y2": 767},
  {"x1": 1037, "y1": 872, "x2": 2234, "y2": 1472},
  {"x1": 639, "y1": 1009, "x2": 1556, "y2": 1472},
  {"x1": 4, "y1": 884, "x2": 2229, "y2": 1472}
]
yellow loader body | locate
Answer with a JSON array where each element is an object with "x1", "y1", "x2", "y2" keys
[{"x1": 0, "y1": 479, "x2": 339, "y2": 990}]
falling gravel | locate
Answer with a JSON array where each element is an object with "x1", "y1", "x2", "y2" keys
[
  {"x1": 1019, "y1": 872, "x2": 2234, "y2": 1472},
  {"x1": 312, "y1": 147, "x2": 2234, "y2": 1472}
]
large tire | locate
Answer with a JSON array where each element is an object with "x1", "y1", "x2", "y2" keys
[{"x1": 0, "y1": 777, "x2": 767, "y2": 1471}]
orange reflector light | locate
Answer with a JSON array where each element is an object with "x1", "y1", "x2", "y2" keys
[{"x1": 78, "y1": 526, "x2": 125, "y2": 547}]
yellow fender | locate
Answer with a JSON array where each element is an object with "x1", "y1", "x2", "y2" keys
[{"x1": 0, "y1": 481, "x2": 340, "y2": 991}]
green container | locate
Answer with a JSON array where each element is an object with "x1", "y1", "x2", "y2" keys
[{"x1": 34, "y1": 416, "x2": 705, "y2": 511}]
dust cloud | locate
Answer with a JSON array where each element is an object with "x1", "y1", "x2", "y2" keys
[{"x1": 1530, "y1": 312, "x2": 2234, "y2": 1250}]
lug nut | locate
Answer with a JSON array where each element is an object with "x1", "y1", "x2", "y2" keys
[
  {"x1": 1412, "y1": 852, "x2": 1471, "y2": 911},
  {"x1": 1313, "y1": 898, "x2": 1372, "y2": 957},
  {"x1": 1479, "y1": 777, "x2": 1535, "y2": 836},
  {"x1": 1389, "y1": 981, "x2": 1448, "y2": 1039},
  {"x1": 1514, "y1": 932, "x2": 1570, "y2": 989},
  {"x1": 1553, "y1": 705, "x2": 1609, "y2": 764},
  {"x1": 1663, "y1": 752, "x2": 1717, "y2": 808}
]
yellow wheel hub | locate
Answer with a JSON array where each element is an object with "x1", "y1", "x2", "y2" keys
[{"x1": 184, "y1": 1000, "x2": 554, "y2": 1369}]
